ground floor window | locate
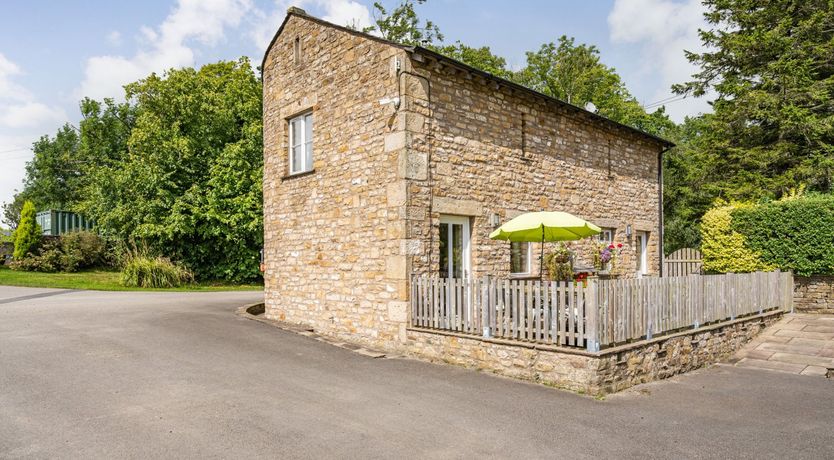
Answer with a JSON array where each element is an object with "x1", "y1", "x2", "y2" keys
[
  {"x1": 636, "y1": 231, "x2": 649, "y2": 276},
  {"x1": 510, "y1": 241, "x2": 531, "y2": 275},
  {"x1": 598, "y1": 228, "x2": 615, "y2": 244},
  {"x1": 439, "y1": 215, "x2": 470, "y2": 278}
]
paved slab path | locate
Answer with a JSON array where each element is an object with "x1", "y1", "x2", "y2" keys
[
  {"x1": 1, "y1": 286, "x2": 833, "y2": 459},
  {"x1": 732, "y1": 313, "x2": 834, "y2": 376}
]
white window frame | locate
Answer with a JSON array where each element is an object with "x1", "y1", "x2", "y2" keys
[
  {"x1": 598, "y1": 228, "x2": 615, "y2": 244},
  {"x1": 637, "y1": 231, "x2": 649, "y2": 277},
  {"x1": 439, "y1": 215, "x2": 471, "y2": 279},
  {"x1": 510, "y1": 241, "x2": 532, "y2": 276},
  {"x1": 288, "y1": 113, "x2": 313, "y2": 175}
]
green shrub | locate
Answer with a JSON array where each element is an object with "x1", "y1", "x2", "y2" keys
[
  {"x1": 120, "y1": 254, "x2": 194, "y2": 288},
  {"x1": 13, "y1": 201, "x2": 41, "y2": 259},
  {"x1": 731, "y1": 194, "x2": 834, "y2": 276},
  {"x1": 9, "y1": 238, "x2": 62, "y2": 272},
  {"x1": 700, "y1": 201, "x2": 774, "y2": 273},
  {"x1": 60, "y1": 231, "x2": 107, "y2": 271},
  {"x1": 10, "y1": 231, "x2": 110, "y2": 273}
]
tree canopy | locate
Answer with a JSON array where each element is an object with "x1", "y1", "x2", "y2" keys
[{"x1": 673, "y1": 0, "x2": 834, "y2": 200}]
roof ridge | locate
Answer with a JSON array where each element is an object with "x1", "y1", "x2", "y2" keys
[{"x1": 260, "y1": 9, "x2": 675, "y2": 148}]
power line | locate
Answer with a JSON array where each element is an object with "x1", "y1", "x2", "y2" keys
[
  {"x1": 0, "y1": 147, "x2": 29, "y2": 154},
  {"x1": 644, "y1": 95, "x2": 688, "y2": 110},
  {"x1": 0, "y1": 154, "x2": 33, "y2": 161}
]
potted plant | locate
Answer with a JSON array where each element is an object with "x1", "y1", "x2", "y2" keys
[
  {"x1": 545, "y1": 242, "x2": 574, "y2": 281},
  {"x1": 593, "y1": 242, "x2": 623, "y2": 274}
]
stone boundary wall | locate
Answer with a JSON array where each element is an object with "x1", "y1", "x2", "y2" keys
[
  {"x1": 793, "y1": 276, "x2": 834, "y2": 313},
  {"x1": 403, "y1": 311, "x2": 783, "y2": 395}
]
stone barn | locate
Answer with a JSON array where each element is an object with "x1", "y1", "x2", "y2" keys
[{"x1": 261, "y1": 8, "x2": 674, "y2": 369}]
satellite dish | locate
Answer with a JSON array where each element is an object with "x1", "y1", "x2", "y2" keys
[{"x1": 584, "y1": 102, "x2": 597, "y2": 113}]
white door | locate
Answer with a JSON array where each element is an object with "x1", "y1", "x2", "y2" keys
[
  {"x1": 636, "y1": 232, "x2": 648, "y2": 277},
  {"x1": 439, "y1": 215, "x2": 471, "y2": 278}
]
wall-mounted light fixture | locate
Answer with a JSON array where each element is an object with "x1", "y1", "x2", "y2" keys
[
  {"x1": 626, "y1": 224, "x2": 633, "y2": 238},
  {"x1": 378, "y1": 96, "x2": 401, "y2": 109},
  {"x1": 490, "y1": 213, "x2": 501, "y2": 228}
]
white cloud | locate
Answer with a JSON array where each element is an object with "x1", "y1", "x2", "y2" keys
[
  {"x1": 0, "y1": 53, "x2": 69, "y2": 211},
  {"x1": 0, "y1": 102, "x2": 66, "y2": 129},
  {"x1": 0, "y1": 53, "x2": 31, "y2": 102},
  {"x1": 608, "y1": 0, "x2": 713, "y2": 121},
  {"x1": 106, "y1": 31, "x2": 122, "y2": 46},
  {"x1": 0, "y1": 53, "x2": 67, "y2": 128},
  {"x1": 249, "y1": 0, "x2": 373, "y2": 53},
  {"x1": 76, "y1": 0, "x2": 254, "y2": 101}
]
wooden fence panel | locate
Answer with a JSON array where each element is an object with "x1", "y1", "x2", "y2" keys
[{"x1": 409, "y1": 271, "x2": 792, "y2": 351}]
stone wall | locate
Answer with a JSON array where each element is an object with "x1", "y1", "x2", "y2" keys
[
  {"x1": 794, "y1": 276, "x2": 834, "y2": 313},
  {"x1": 593, "y1": 311, "x2": 782, "y2": 393},
  {"x1": 402, "y1": 311, "x2": 782, "y2": 395},
  {"x1": 262, "y1": 10, "x2": 668, "y2": 352},
  {"x1": 401, "y1": 52, "x2": 665, "y2": 280},
  {"x1": 262, "y1": 12, "x2": 411, "y2": 348}
]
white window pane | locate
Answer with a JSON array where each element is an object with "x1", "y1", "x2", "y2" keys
[
  {"x1": 511, "y1": 241, "x2": 529, "y2": 274},
  {"x1": 305, "y1": 141, "x2": 313, "y2": 171},
  {"x1": 291, "y1": 145, "x2": 301, "y2": 172},
  {"x1": 304, "y1": 113, "x2": 313, "y2": 140},
  {"x1": 291, "y1": 119, "x2": 301, "y2": 148}
]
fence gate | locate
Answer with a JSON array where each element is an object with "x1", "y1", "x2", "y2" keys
[{"x1": 664, "y1": 248, "x2": 702, "y2": 277}]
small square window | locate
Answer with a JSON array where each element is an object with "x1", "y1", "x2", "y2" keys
[
  {"x1": 598, "y1": 228, "x2": 615, "y2": 244},
  {"x1": 510, "y1": 241, "x2": 531, "y2": 275},
  {"x1": 288, "y1": 113, "x2": 313, "y2": 174}
]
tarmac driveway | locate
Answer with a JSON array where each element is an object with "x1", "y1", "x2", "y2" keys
[{"x1": 1, "y1": 286, "x2": 833, "y2": 459}]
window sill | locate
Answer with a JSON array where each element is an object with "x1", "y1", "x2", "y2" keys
[{"x1": 282, "y1": 169, "x2": 316, "y2": 181}]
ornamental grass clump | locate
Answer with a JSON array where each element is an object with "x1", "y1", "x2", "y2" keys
[{"x1": 120, "y1": 252, "x2": 193, "y2": 288}]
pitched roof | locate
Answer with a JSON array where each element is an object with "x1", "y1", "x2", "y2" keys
[{"x1": 262, "y1": 8, "x2": 675, "y2": 149}]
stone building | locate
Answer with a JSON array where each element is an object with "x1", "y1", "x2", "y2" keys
[{"x1": 262, "y1": 9, "x2": 674, "y2": 356}]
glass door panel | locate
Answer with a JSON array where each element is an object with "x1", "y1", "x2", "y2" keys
[{"x1": 439, "y1": 216, "x2": 470, "y2": 278}]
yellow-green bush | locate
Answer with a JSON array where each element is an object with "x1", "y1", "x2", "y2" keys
[{"x1": 700, "y1": 201, "x2": 774, "y2": 273}]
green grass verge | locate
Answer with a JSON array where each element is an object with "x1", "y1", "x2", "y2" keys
[{"x1": 0, "y1": 265, "x2": 262, "y2": 292}]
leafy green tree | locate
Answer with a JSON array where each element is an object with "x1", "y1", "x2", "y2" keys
[
  {"x1": 13, "y1": 200, "x2": 40, "y2": 259},
  {"x1": 662, "y1": 115, "x2": 717, "y2": 253},
  {"x1": 673, "y1": 0, "x2": 834, "y2": 200},
  {"x1": 2, "y1": 192, "x2": 27, "y2": 229},
  {"x1": 515, "y1": 37, "x2": 676, "y2": 137},
  {"x1": 371, "y1": 0, "x2": 443, "y2": 45},
  {"x1": 430, "y1": 41, "x2": 513, "y2": 79},
  {"x1": 22, "y1": 125, "x2": 81, "y2": 210},
  {"x1": 81, "y1": 58, "x2": 263, "y2": 281}
]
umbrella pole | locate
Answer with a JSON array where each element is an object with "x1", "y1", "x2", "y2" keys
[{"x1": 540, "y1": 225, "x2": 544, "y2": 280}]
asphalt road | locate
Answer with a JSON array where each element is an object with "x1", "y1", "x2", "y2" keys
[{"x1": 1, "y1": 286, "x2": 833, "y2": 459}]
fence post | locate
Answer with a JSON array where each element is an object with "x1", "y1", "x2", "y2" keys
[
  {"x1": 482, "y1": 276, "x2": 491, "y2": 338},
  {"x1": 585, "y1": 278, "x2": 599, "y2": 352}
]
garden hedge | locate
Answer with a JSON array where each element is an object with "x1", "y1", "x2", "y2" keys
[{"x1": 701, "y1": 195, "x2": 834, "y2": 276}]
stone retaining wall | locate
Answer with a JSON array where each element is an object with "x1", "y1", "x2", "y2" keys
[
  {"x1": 793, "y1": 276, "x2": 834, "y2": 313},
  {"x1": 403, "y1": 311, "x2": 782, "y2": 395}
]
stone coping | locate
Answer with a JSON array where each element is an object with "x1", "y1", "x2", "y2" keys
[{"x1": 407, "y1": 309, "x2": 785, "y2": 358}]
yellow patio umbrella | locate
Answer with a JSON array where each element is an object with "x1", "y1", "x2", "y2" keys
[{"x1": 489, "y1": 211, "x2": 601, "y2": 277}]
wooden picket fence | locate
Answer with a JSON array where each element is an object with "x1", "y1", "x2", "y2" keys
[{"x1": 410, "y1": 271, "x2": 793, "y2": 351}]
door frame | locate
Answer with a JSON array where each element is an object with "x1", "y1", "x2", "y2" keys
[
  {"x1": 439, "y1": 215, "x2": 471, "y2": 278},
  {"x1": 636, "y1": 231, "x2": 649, "y2": 277}
]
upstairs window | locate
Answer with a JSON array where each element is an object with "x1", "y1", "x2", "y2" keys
[
  {"x1": 510, "y1": 241, "x2": 531, "y2": 275},
  {"x1": 289, "y1": 113, "x2": 313, "y2": 174}
]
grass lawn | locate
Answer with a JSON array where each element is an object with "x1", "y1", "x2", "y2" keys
[{"x1": 0, "y1": 265, "x2": 262, "y2": 292}]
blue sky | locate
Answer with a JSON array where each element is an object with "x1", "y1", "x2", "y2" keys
[{"x1": 0, "y1": 0, "x2": 709, "y2": 209}]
